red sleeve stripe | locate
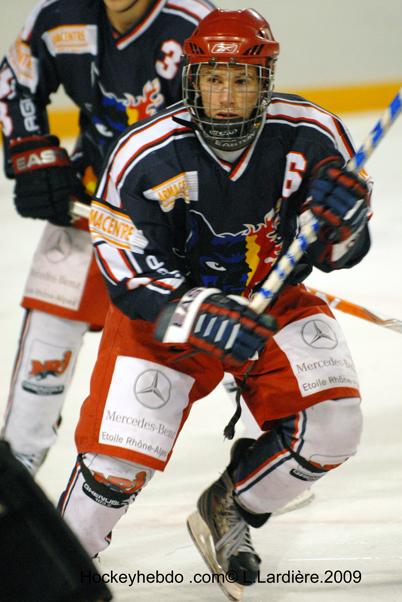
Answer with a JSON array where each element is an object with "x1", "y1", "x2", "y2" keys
[
  {"x1": 149, "y1": 278, "x2": 176, "y2": 290},
  {"x1": 118, "y1": 249, "x2": 137, "y2": 277},
  {"x1": 94, "y1": 243, "x2": 121, "y2": 285}
]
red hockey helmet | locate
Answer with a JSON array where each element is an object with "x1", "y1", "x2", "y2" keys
[
  {"x1": 182, "y1": 9, "x2": 280, "y2": 150},
  {"x1": 183, "y1": 8, "x2": 279, "y2": 67}
]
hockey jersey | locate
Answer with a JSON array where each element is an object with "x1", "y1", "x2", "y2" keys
[
  {"x1": 90, "y1": 93, "x2": 372, "y2": 322},
  {"x1": 0, "y1": 0, "x2": 213, "y2": 176}
]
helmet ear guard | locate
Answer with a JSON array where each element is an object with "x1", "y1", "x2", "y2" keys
[{"x1": 182, "y1": 9, "x2": 280, "y2": 150}]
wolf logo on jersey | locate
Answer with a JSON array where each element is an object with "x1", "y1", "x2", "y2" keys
[{"x1": 187, "y1": 209, "x2": 282, "y2": 296}]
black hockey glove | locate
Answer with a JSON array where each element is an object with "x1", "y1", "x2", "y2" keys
[
  {"x1": 155, "y1": 287, "x2": 277, "y2": 364},
  {"x1": 9, "y1": 135, "x2": 84, "y2": 226},
  {"x1": 306, "y1": 156, "x2": 370, "y2": 242}
]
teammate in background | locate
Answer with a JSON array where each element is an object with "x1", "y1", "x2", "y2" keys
[
  {"x1": 0, "y1": 0, "x2": 213, "y2": 474},
  {"x1": 57, "y1": 8, "x2": 371, "y2": 594}
]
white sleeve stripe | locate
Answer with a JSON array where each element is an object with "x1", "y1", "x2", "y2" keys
[
  {"x1": 268, "y1": 99, "x2": 355, "y2": 160},
  {"x1": 146, "y1": 284, "x2": 176, "y2": 295},
  {"x1": 21, "y1": 0, "x2": 60, "y2": 40},
  {"x1": 96, "y1": 244, "x2": 137, "y2": 283},
  {"x1": 267, "y1": 118, "x2": 352, "y2": 163},
  {"x1": 119, "y1": 248, "x2": 142, "y2": 274},
  {"x1": 113, "y1": 118, "x2": 191, "y2": 188},
  {"x1": 94, "y1": 252, "x2": 117, "y2": 286},
  {"x1": 96, "y1": 104, "x2": 187, "y2": 196},
  {"x1": 126, "y1": 277, "x2": 152, "y2": 290},
  {"x1": 117, "y1": 132, "x2": 194, "y2": 191}
]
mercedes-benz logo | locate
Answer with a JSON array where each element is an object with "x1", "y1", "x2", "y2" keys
[
  {"x1": 302, "y1": 319, "x2": 338, "y2": 349},
  {"x1": 45, "y1": 229, "x2": 72, "y2": 263},
  {"x1": 134, "y1": 369, "x2": 171, "y2": 409}
]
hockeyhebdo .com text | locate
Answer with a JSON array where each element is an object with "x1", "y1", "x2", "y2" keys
[{"x1": 81, "y1": 568, "x2": 363, "y2": 587}]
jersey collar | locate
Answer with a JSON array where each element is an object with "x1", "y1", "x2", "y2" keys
[
  {"x1": 196, "y1": 113, "x2": 266, "y2": 182},
  {"x1": 112, "y1": 0, "x2": 166, "y2": 50}
]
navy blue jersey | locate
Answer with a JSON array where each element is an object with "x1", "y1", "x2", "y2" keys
[
  {"x1": 90, "y1": 93, "x2": 371, "y2": 322},
  {"x1": 0, "y1": 0, "x2": 213, "y2": 176}
]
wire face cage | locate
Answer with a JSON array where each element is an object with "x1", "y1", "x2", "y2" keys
[{"x1": 182, "y1": 61, "x2": 274, "y2": 151}]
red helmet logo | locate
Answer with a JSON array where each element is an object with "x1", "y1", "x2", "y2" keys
[{"x1": 210, "y1": 43, "x2": 240, "y2": 54}]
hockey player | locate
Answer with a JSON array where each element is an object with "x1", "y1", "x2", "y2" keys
[
  {"x1": 58, "y1": 8, "x2": 370, "y2": 596},
  {"x1": 0, "y1": 0, "x2": 213, "y2": 474}
]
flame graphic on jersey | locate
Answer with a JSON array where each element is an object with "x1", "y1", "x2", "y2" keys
[
  {"x1": 98, "y1": 78, "x2": 164, "y2": 134},
  {"x1": 125, "y1": 79, "x2": 164, "y2": 124},
  {"x1": 243, "y1": 216, "x2": 281, "y2": 297}
]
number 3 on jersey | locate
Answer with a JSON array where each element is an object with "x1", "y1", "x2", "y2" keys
[
  {"x1": 282, "y1": 152, "x2": 307, "y2": 198},
  {"x1": 156, "y1": 40, "x2": 182, "y2": 80}
]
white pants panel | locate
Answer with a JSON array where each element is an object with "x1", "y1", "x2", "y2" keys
[{"x1": 235, "y1": 397, "x2": 362, "y2": 514}]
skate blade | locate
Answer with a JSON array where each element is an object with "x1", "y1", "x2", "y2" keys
[
  {"x1": 273, "y1": 489, "x2": 315, "y2": 516},
  {"x1": 187, "y1": 510, "x2": 244, "y2": 602}
]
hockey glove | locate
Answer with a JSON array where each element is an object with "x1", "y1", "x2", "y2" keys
[
  {"x1": 9, "y1": 135, "x2": 84, "y2": 226},
  {"x1": 306, "y1": 156, "x2": 370, "y2": 242},
  {"x1": 155, "y1": 287, "x2": 277, "y2": 364}
]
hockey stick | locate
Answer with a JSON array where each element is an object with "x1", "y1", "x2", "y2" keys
[
  {"x1": 306, "y1": 286, "x2": 402, "y2": 334},
  {"x1": 70, "y1": 198, "x2": 91, "y2": 219},
  {"x1": 248, "y1": 85, "x2": 402, "y2": 314}
]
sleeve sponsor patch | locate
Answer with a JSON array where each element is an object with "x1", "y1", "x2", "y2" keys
[
  {"x1": 143, "y1": 171, "x2": 198, "y2": 212},
  {"x1": 42, "y1": 25, "x2": 97, "y2": 56},
  {"x1": 89, "y1": 201, "x2": 145, "y2": 251},
  {"x1": 7, "y1": 37, "x2": 38, "y2": 92}
]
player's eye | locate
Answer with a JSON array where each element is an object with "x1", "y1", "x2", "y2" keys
[
  {"x1": 204, "y1": 74, "x2": 221, "y2": 84},
  {"x1": 205, "y1": 260, "x2": 227, "y2": 271}
]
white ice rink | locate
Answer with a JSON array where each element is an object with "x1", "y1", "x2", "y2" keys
[{"x1": 1, "y1": 111, "x2": 402, "y2": 601}]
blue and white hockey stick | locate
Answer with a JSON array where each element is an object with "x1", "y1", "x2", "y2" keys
[{"x1": 249, "y1": 85, "x2": 402, "y2": 314}]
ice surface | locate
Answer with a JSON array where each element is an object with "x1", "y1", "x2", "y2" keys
[{"x1": 0, "y1": 112, "x2": 401, "y2": 601}]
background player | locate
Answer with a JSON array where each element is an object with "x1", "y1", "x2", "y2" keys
[
  {"x1": 57, "y1": 8, "x2": 371, "y2": 595},
  {"x1": 0, "y1": 0, "x2": 213, "y2": 474}
]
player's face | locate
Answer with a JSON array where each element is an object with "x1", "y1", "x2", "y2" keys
[{"x1": 198, "y1": 64, "x2": 260, "y2": 120}]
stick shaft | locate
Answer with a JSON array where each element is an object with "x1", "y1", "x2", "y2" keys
[{"x1": 70, "y1": 199, "x2": 90, "y2": 219}]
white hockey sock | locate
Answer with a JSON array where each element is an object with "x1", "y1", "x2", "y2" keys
[
  {"x1": 2, "y1": 309, "x2": 88, "y2": 473},
  {"x1": 60, "y1": 453, "x2": 154, "y2": 557}
]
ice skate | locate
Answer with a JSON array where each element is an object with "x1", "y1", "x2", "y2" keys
[{"x1": 187, "y1": 470, "x2": 260, "y2": 601}]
